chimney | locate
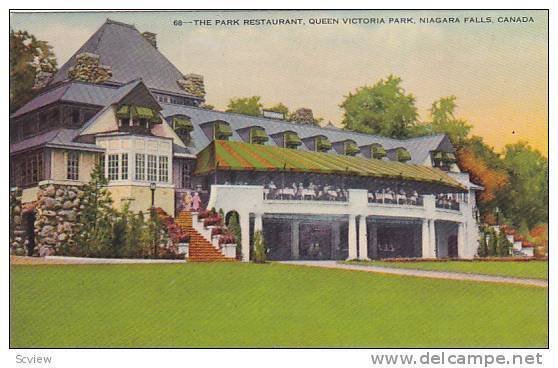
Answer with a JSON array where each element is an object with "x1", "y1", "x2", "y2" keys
[
  {"x1": 142, "y1": 32, "x2": 157, "y2": 48},
  {"x1": 32, "y1": 71, "x2": 53, "y2": 90},
  {"x1": 177, "y1": 74, "x2": 206, "y2": 99}
]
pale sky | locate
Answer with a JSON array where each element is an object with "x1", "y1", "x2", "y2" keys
[{"x1": 10, "y1": 10, "x2": 548, "y2": 155}]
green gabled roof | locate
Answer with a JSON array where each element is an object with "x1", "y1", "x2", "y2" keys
[{"x1": 194, "y1": 140, "x2": 466, "y2": 191}]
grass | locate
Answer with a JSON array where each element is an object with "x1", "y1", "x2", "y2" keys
[
  {"x1": 343, "y1": 260, "x2": 548, "y2": 280},
  {"x1": 10, "y1": 263, "x2": 547, "y2": 348}
]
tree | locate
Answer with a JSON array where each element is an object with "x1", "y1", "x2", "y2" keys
[
  {"x1": 226, "y1": 96, "x2": 263, "y2": 116},
  {"x1": 456, "y1": 136, "x2": 509, "y2": 222},
  {"x1": 10, "y1": 30, "x2": 57, "y2": 113},
  {"x1": 77, "y1": 163, "x2": 114, "y2": 256},
  {"x1": 500, "y1": 141, "x2": 548, "y2": 228},
  {"x1": 289, "y1": 107, "x2": 323, "y2": 125},
  {"x1": 424, "y1": 96, "x2": 472, "y2": 147},
  {"x1": 477, "y1": 231, "x2": 488, "y2": 258},
  {"x1": 226, "y1": 212, "x2": 242, "y2": 260},
  {"x1": 487, "y1": 228, "x2": 498, "y2": 257},
  {"x1": 340, "y1": 75, "x2": 418, "y2": 138}
]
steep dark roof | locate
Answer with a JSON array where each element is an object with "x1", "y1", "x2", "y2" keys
[
  {"x1": 10, "y1": 128, "x2": 103, "y2": 154},
  {"x1": 160, "y1": 104, "x2": 451, "y2": 164},
  {"x1": 50, "y1": 19, "x2": 200, "y2": 100},
  {"x1": 11, "y1": 82, "x2": 123, "y2": 118}
]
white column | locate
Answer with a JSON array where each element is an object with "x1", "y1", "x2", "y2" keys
[
  {"x1": 422, "y1": 219, "x2": 436, "y2": 258},
  {"x1": 457, "y1": 222, "x2": 466, "y2": 258},
  {"x1": 240, "y1": 213, "x2": 250, "y2": 262},
  {"x1": 254, "y1": 213, "x2": 263, "y2": 233},
  {"x1": 348, "y1": 214, "x2": 357, "y2": 260},
  {"x1": 291, "y1": 221, "x2": 300, "y2": 260},
  {"x1": 429, "y1": 219, "x2": 437, "y2": 259},
  {"x1": 358, "y1": 215, "x2": 368, "y2": 260}
]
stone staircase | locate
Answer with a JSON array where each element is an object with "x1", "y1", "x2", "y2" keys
[{"x1": 175, "y1": 211, "x2": 234, "y2": 262}]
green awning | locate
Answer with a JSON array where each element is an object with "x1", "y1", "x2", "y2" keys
[
  {"x1": 133, "y1": 106, "x2": 155, "y2": 119},
  {"x1": 284, "y1": 132, "x2": 302, "y2": 148},
  {"x1": 445, "y1": 152, "x2": 457, "y2": 163},
  {"x1": 250, "y1": 127, "x2": 269, "y2": 144},
  {"x1": 194, "y1": 140, "x2": 466, "y2": 192},
  {"x1": 396, "y1": 147, "x2": 411, "y2": 162},
  {"x1": 433, "y1": 151, "x2": 444, "y2": 160},
  {"x1": 115, "y1": 105, "x2": 130, "y2": 119},
  {"x1": 316, "y1": 136, "x2": 332, "y2": 152},
  {"x1": 173, "y1": 116, "x2": 193, "y2": 133},
  {"x1": 371, "y1": 144, "x2": 386, "y2": 159},
  {"x1": 215, "y1": 122, "x2": 232, "y2": 140},
  {"x1": 345, "y1": 140, "x2": 360, "y2": 156}
]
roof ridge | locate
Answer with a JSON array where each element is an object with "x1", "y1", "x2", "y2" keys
[{"x1": 105, "y1": 18, "x2": 137, "y2": 30}]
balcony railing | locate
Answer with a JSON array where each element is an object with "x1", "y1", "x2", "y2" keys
[
  {"x1": 435, "y1": 201, "x2": 461, "y2": 211},
  {"x1": 263, "y1": 187, "x2": 349, "y2": 202},
  {"x1": 368, "y1": 192, "x2": 424, "y2": 207}
]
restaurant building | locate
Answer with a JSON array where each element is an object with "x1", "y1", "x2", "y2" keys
[{"x1": 9, "y1": 19, "x2": 482, "y2": 261}]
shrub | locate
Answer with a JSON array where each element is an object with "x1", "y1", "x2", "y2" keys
[
  {"x1": 219, "y1": 232, "x2": 236, "y2": 245},
  {"x1": 497, "y1": 229, "x2": 513, "y2": 257},
  {"x1": 203, "y1": 215, "x2": 222, "y2": 227},
  {"x1": 477, "y1": 229, "x2": 489, "y2": 258},
  {"x1": 252, "y1": 230, "x2": 266, "y2": 264},
  {"x1": 227, "y1": 212, "x2": 242, "y2": 259}
]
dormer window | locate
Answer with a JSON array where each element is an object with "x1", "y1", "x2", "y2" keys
[
  {"x1": 284, "y1": 131, "x2": 302, "y2": 149},
  {"x1": 344, "y1": 140, "x2": 360, "y2": 156},
  {"x1": 214, "y1": 121, "x2": 232, "y2": 140},
  {"x1": 114, "y1": 104, "x2": 162, "y2": 134},
  {"x1": 431, "y1": 150, "x2": 456, "y2": 170},
  {"x1": 171, "y1": 115, "x2": 194, "y2": 143},
  {"x1": 315, "y1": 136, "x2": 332, "y2": 152},
  {"x1": 395, "y1": 147, "x2": 412, "y2": 163},
  {"x1": 371, "y1": 143, "x2": 386, "y2": 159},
  {"x1": 249, "y1": 127, "x2": 268, "y2": 144}
]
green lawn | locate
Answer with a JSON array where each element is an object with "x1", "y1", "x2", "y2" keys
[
  {"x1": 344, "y1": 260, "x2": 548, "y2": 280},
  {"x1": 10, "y1": 263, "x2": 547, "y2": 347}
]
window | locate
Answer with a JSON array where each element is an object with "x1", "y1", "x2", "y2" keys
[
  {"x1": 121, "y1": 154, "x2": 128, "y2": 180},
  {"x1": 67, "y1": 151, "x2": 79, "y2": 180},
  {"x1": 181, "y1": 162, "x2": 191, "y2": 189},
  {"x1": 147, "y1": 154, "x2": 157, "y2": 182},
  {"x1": 135, "y1": 154, "x2": 145, "y2": 181},
  {"x1": 12, "y1": 150, "x2": 44, "y2": 187},
  {"x1": 158, "y1": 156, "x2": 168, "y2": 183},
  {"x1": 71, "y1": 108, "x2": 80, "y2": 126},
  {"x1": 98, "y1": 154, "x2": 105, "y2": 176},
  {"x1": 108, "y1": 154, "x2": 119, "y2": 180}
]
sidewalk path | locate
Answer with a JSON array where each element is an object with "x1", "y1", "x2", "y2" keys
[{"x1": 279, "y1": 260, "x2": 548, "y2": 288}]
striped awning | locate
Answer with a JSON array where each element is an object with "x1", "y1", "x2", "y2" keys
[{"x1": 195, "y1": 140, "x2": 466, "y2": 191}]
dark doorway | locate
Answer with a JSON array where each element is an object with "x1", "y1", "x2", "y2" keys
[
  {"x1": 447, "y1": 235, "x2": 458, "y2": 258},
  {"x1": 22, "y1": 211, "x2": 36, "y2": 256},
  {"x1": 263, "y1": 219, "x2": 292, "y2": 261},
  {"x1": 368, "y1": 219, "x2": 422, "y2": 259},
  {"x1": 299, "y1": 223, "x2": 332, "y2": 260}
]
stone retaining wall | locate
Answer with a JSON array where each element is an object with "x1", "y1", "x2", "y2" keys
[
  {"x1": 34, "y1": 183, "x2": 84, "y2": 256},
  {"x1": 9, "y1": 188, "x2": 26, "y2": 255}
]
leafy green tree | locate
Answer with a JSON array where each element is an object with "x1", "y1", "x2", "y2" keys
[
  {"x1": 499, "y1": 142, "x2": 548, "y2": 228},
  {"x1": 10, "y1": 30, "x2": 57, "y2": 113},
  {"x1": 77, "y1": 164, "x2": 114, "y2": 257},
  {"x1": 424, "y1": 96, "x2": 472, "y2": 147},
  {"x1": 340, "y1": 75, "x2": 418, "y2": 138},
  {"x1": 226, "y1": 96, "x2": 263, "y2": 116}
]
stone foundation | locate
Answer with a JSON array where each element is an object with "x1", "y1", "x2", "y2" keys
[
  {"x1": 34, "y1": 183, "x2": 84, "y2": 256},
  {"x1": 9, "y1": 188, "x2": 26, "y2": 255}
]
